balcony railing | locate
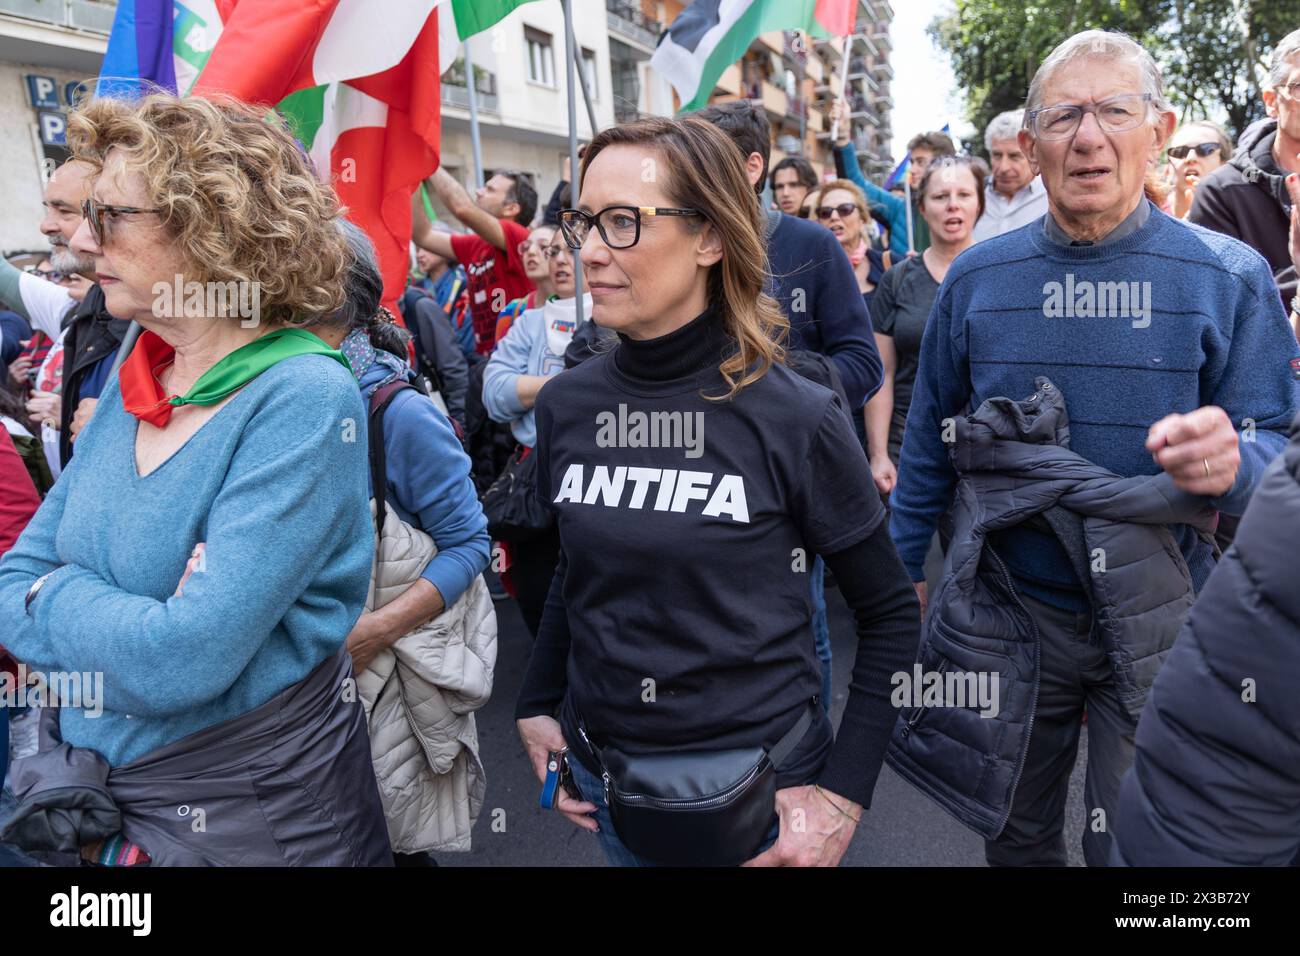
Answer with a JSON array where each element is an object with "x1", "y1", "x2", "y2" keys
[
  {"x1": 872, "y1": 61, "x2": 894, "y2": 80},
  {"x1": 605, "y1": 0, "x2": 662, "y2": 47},
  {"x1": 441, "y1": 84, "x2": 499, "y2": 113},
  {"x1": 0, "y1": 0, "x2": 115, "y2": 34}
]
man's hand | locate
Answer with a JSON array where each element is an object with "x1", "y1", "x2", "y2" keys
[
  {"x1": 870, "y1": 455, "x2": 897, "y2": 496},
  {"x1": 26, "y1": 389, "x2": 60, "y2": 428},
  {"x1": 1146, "y1": 406, "x2": 1241, "y2": 498},
  {"x1": 742, "y1": 785, "x2": 860, "y2": 867},
  {"x1": 69, "y1": 397, "x2": 96, "y2": 440},
  {"x1": 830, "y1": 99, "x2": 850, "y2": 147},
  {"x1": 346, "y1": 611, "x2": 395, "y2": 675},
  {"x1": 8, "y1": 343, "x2": 32, "y2": 389}
]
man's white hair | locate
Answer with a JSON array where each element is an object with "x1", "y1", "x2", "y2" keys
[
  {"x1": 1024, "y1": 30, "x2": 1172, "y2": 125},
  {"x1": 1267, "y1": 29, "x2": 1300, "y2": 91},
  {"x1": 985, "y1": 109, "x2": 1025, "y2": 150}
]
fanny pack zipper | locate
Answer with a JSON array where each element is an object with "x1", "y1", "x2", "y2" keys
[{"x1": 608, "y1": 759, "x2": 767, "y2": 811}]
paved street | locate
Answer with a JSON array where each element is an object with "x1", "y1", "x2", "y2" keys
[{"x1": 441, "y1": 584, "x2": 1088, "y2": 867}]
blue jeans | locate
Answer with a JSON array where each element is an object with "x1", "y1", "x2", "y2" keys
[
  {"x1": 810, "y1": 557, "x2": 832, "y2": 714},
  {"x1": 565, "y1": 753, "x2": 780, "y2": 867}
]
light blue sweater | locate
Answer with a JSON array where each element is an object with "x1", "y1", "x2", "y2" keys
[
  {"x1": 0, "y1": 354, "x2": 373, "y2": 767},
  {"x1": 482, "y1": 303, "x2": 571, "y2": 448}
]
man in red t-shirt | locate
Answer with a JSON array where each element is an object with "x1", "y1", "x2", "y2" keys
[{"x1": 413, "y1": 167, "x2": 537, "y2": 355}]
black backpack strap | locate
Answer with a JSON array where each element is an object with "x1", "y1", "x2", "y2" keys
[{"x1": 367, "y1": 380, "x2": 414, "y2": 542}]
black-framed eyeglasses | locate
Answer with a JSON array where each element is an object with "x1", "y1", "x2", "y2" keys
[
  {"x1": 817, "y1": 202, "x2": 859, "y2": 221},
  {"x1": 558, "y1": 205, "x2": 701, "y2": 250},
  {"x1": 1028, "y1": 93, "x2": 1153, "y2": 141},
  {"x1": 80, "y1": 198, "x2": 163, "y2": 246},
  {"x1": 1168, "y1": 142, "x2": 1221, "y2": 159}
]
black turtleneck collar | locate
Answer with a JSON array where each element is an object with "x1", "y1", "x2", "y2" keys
[{"x1": 612, "y1": 305, "x2": 733, "y2": 383}]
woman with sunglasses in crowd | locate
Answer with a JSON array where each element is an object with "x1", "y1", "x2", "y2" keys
[
  {"x1": 0, "y1": 94, "x2": 390, "y2": 865},
  {"x1": 483, "y1": 232, "x2": 588, "y2": 638},
  {"x1": 494, "y1": 225, "x2": 558, "y2": 346},
  {"x1": 1163, "y1": 121, "x2": 1232, "y2": 220},
  {"x1": 514, "y1": 116, "x2": 919, "y2": 868},
  {"x1": 814, "y1": 179, "x2": 891, "y2": 311},
  {"x1": 865, "y1": 155, "x2": 985, "y2": 500}
]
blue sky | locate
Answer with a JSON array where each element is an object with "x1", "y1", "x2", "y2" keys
[{"x1": 886, "y1": 0, "x2": 973, "y2": 160}]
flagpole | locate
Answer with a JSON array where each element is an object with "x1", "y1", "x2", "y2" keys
[
  {"x1": 904, "y1": 176, "x2": 914, "y2": 254},
  {"x1": 829, "y1": 35, "x2": 851, "y2": 144},
  {"x1": 562, "y1": 0, "x2": 584, "y2": 324},
  {"x1": 463, "y1": 33, "x2": 485, "y2": 188}
]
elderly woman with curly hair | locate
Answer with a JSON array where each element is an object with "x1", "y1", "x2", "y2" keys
[{"x1": 0, "y1": 94, "x2": 391, "y2": 866}]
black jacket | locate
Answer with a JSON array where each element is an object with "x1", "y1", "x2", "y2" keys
[
  {"x1": 58, "y1": 286, "x2": 129, "y2": 468},
  {"x1": 1113, "y1": 411, "x2": 1300, "y2": 866},
  {"x1": 1189, "y1": 119, "x2": 1296, "y2": 307},
  {"x1": 887, "y1": 378, "x2": 1217, "y2": 839}
]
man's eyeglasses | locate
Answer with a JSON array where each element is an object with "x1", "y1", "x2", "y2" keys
[
  {"x1": 558, "y1": 205, "x2": 701, "y2": 250},
  {"x1": 817, "y1": 203, "x2": 859, "y2": 221},
  {"x1": 1276, "y1": 81, "x2": 1300, "y2": 99},
  {"x1": 1028, "y1": 93, "x2": 1153, "y2": 141},
  {"x1": 1167, "y1": 142, "x2": 1221, "y2": 159},
  {"x1": 80, "y1": 198, "x2": 163, "y2": 246}
]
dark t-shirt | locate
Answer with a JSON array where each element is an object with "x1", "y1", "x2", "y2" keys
[
  {"x1": 450, "y1": 221, "x2": 534, "y2": 356},
  {"x1": 869, "y1": 254, "x2": 940, "y2": 462},
  {"x1": 533, "y1": 350, "x2": 885, "y2": 755}
]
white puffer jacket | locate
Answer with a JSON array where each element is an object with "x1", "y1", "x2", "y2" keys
[{"x1": 357, "y1": 504, "x2": 497, "y2": 854}]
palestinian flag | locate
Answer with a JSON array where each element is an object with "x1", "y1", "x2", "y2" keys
[{"x1": 651, "y1": 0, "x2": 856, "y2": 113}]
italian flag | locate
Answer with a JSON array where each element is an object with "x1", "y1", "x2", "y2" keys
[
  {"x1": 169, "y1": 0, "x2": 535, "y2": 318},
  {"x1": 651, "y1": 0, "x2": 856, "y2": 113}
]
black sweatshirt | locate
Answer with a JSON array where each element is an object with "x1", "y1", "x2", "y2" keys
[{"x1": 515, "y1": 307, "x2": 921, "y2": 807}]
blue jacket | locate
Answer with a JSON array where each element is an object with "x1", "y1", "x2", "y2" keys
[
  {"x1": 1113, "y1": 412, "x2": 1300, "y2": 866},
  {"x1": 766, "y1": 210, "x2": 882, "y2": 407},
  {"x1": 359, "y1": 358, "x2": 489, "y2": 607}
]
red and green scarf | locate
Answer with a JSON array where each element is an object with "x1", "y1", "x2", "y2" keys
[{"x1": 119, "y1": 328, "x2": 350, "y2": 428}]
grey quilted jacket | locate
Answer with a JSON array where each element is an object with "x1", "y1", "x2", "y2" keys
[{"x1": 886, "y1": 377, "x2": 1217, "y2": 839}]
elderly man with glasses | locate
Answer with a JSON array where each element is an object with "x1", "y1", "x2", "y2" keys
[
  {"x1": 886, "y1": 29, "x2": 1300, "y2": 867},
  {"x1": 1190, "y1": 28, "x2": 1300, "y2": 334}
]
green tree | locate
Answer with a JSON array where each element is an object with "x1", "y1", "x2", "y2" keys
[{"x1": 931, "y1": 0, "x2": 1300, "y2": 146}]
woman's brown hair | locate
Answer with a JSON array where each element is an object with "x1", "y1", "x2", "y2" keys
[
  {"x1": 67, "y1": 93, "x2": 349, "y2": 327},
  {"x1": 578, "y1": 116, "x2": 787, "y2": 399}
]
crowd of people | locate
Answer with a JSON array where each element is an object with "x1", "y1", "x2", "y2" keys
[{"x1": 1, "y1": 24, "x2": 1300, "y2": 868}]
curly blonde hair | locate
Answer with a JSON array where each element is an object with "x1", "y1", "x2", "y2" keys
[{"x1": 67, "y1": 93, "x2": 349, "y2": 326}]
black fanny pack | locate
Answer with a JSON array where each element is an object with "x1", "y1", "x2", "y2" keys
[{"x1": 577, "y1": 701, "x2": 816, "y2": 866}]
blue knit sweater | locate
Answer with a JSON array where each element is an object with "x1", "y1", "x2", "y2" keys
[
  {"x1": 891, "y1": 205, "x2": 1300, "y2": 595},
  {"x1": 0, "y1": 354, "x2": 373, "y2": 767}
]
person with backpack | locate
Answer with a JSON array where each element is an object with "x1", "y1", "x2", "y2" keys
[
  {"x1": 482, "y1": 231, "x2": 587, "y2": 637},
  {"x1": 313, "y1": 222, "x2": 492, "y2": 866},
  {"x1": 515, "y1": 116, "x2": 919, "y2": 867}
]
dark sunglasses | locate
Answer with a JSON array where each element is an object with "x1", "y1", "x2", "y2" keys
[
  {"x1": 80, "y1": 198, "x2": 163, "y2": 245},
  {"x1": 817, "y1": 202, "x2": 858, "y2": 221},
  {"x1": 24, "y1": 266, "x2": 68, "y2": 281},
  {"x1": 1167, "y1": 142, "x2": 1221, "y2": 159}
]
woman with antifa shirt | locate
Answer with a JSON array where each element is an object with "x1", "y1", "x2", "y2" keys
[
  {"x1": 514, "y1": 116, "x2": 920, "y2": 867},
  {"x1": 482, "y1": 231, "x2": 588, "y2": 637},
  {"x1": 866, "y1": 155, "x2": 984, "y2": 500},
  {"x1": 0, "y1": 93, "x2": 389, "y2": 866}
]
